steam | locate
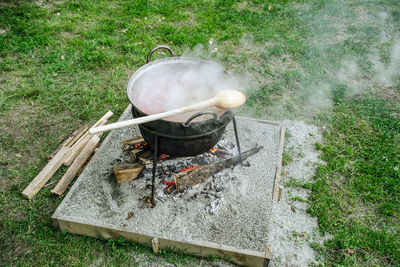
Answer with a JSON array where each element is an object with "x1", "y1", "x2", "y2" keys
[
  {"x1": 246, "y1": 0, "x2": 400, "y2": 119},
  {"x1": 371, "y1": 38, "x2": 400, "y2": 88},
  {"x1": 130, "y1": 0, "x2": 400, "y2": 123},
  {"x1": 299, "y1": 1, "x2": 400, "y2": 109},
  {"x1": 131, "y1": 59, "x2": 238, "y2": 121}
]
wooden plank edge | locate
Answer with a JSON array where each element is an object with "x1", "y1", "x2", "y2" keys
[
  {"x1": 152, "y1": 237, "x2": 159, "y2": 254},
  {"x1": 272, "y1": 125, "x2": 286, "y2": 201},
  {"x1": 51, "y1": 212, "x2": 60, "y2": 229},
  {"x1": 234, "y1": 115, "x2": 281, "y2": 126},
  {"x1": 272, "y1": 165, "x2": 281, "y2": 201},
  {"x1": 53, "y1": 216, "x2": 269, "y2": 267},
  {"x1": 278, "y1": 186, "x2": 283, "y2": 201}
]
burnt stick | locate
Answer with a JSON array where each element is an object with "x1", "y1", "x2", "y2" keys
[{"x1": 174, "y1": 146, "x2": 262, "y2": 191}]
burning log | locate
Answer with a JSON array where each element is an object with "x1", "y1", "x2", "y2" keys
[
  {"x1": 165, "y1": 184, "x2": 176, "y2": 194},
  {"x1": 113, "y1": 163, "x2": 145, "y2": 183},
  {"x1": 174, "y1": 146, "x2": 262, "y2": 192},
  {"x1": 121, "y1": 137, "x2": 144, "y2": 151},
  {"x1": 120, "y1": 137, "x2": 152, "y2": 163}
]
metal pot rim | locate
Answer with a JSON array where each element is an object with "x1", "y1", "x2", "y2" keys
[{"x1": 126, "y1": 56, "x2": 236, "y2": 123}]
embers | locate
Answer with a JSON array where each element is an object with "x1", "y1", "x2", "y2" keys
[
  {"x1": 160, "y1": 164, "x2": 199, "y2": 189},
  {"x1": 113, "y1": 136, "x2": 255, "y2": 210}
]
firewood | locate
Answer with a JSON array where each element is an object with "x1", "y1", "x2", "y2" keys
[
  {"x1": 113, "y1": 163, "x2": 145, "y2": 183},
  {"x1": 174, "y1": 146, "x2": 262, "y2": 191},
  {"x1": 64, "y1": 134, "x2": 92, "y2": 166},
  {"x1": 64, "y1": 111, "x2": 113, "y2": 166},
  {"x1": 47, "y1": 125, "x2": 88, "y2": 160},
  {"x1": 138, "y1": 150, "x2": 153, "y2": 164},
  {"x1": 22, "y1": 146, "x2": 71, "y2": 199},
  {"x1": 51, "y1": 134, "x2": 101, "y2": 196},
  {"x1": 130, "y1": 149, "x2": 142, "y2": 161},
  {"x1": 165, "y1": 184, "x2": 176, "y2": 194},
  {"x1": 121, "y1": 137, "x2": 144, "y2": 151}
]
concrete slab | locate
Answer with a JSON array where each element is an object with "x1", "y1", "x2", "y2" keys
[{"x1": 52, "y1": 106, "x2": 282, "y2": 266}]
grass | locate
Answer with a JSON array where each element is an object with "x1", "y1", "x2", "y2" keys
[
  {"x1": 1, "y1": 0, "x2": 399, "y2": 266},
  {"x1": 0, "y1": 0, "x2": 302, "y2": 265},
  {"x1": 309, "y1": 97, "x2": 400, "y2": 265}
]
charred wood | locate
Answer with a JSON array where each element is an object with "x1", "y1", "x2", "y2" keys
[
  {"x1": 174, "y1": 146, "x2": 262, "y2": 191},
  {"x1": 113, "y1": 163, "x2": 145, "y2": 183}
]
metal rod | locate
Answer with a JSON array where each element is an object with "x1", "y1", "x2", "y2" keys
[
  {"x1": 151, "y1": 135, "x2": 158, "y2": 206},
  {"x1": 232, "y1": 115, "x2": 242, "y2": 165}
]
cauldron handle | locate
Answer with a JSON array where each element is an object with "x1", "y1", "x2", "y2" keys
[
  {"x1": 183, "y1": 111, "x2": 219, "y2": 127},
  {"x1": 147, "y1": 45, "x2": 176, "y2": 63}
]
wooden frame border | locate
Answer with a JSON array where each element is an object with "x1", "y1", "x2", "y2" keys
[
  {"x1": 235, "y1": 115, "x2": 280, "y2": 126},
  {"x1": 51, "y1": 112, "x2": 279, "y2": 266},
  {"x1": 273, "y1": 125, "x2": 286, "y2": 201},
  {"x1": 52, "y1": 213, "x2": 270, "y2": 266}
]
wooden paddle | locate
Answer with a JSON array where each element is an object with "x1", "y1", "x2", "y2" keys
[{"x1": 89, "y1": 89, "x2": 246, "y2": 134}]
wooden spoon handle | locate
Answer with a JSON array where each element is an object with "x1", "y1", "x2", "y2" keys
[{"x1": 89, "y1": 98, "x2": 218, "y2": 134}]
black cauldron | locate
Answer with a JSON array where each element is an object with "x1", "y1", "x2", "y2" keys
[{"x1": 127, "y1": 46, "x2": 236, "y2": 157}]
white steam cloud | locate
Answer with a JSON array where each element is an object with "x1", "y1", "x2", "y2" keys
[{"x1": 130, "y1": 59, "x2": 238, "y2": 122}]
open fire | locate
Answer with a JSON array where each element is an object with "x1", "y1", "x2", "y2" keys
[{"x1": 112, "y1": 136, "x2": 261, "y2": 211}]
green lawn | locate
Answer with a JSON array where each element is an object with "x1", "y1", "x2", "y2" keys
[{"x1": 1, "y1": 0, "x2": 399, "y2": 266}]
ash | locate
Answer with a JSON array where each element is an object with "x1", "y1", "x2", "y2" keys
[
  {"x1": 55, "y1": 110, "x2": 280, "y2": 253},
  {"x1": 123, "y1": 137, "x2": 240, "y2": 214}
]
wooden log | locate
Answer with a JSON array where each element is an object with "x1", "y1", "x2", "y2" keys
[
  {"x1": 174, "y1": 146, "x2": 262, "y2": 191},
  {"x1": 121, "y1": 137, "x2": 144, "y2": 151},
  {"x1": 138, "y1": 150, "x2": 153, "y2": 164},
  {"x1": 22, "y1": 146, "x2": 71, "y2": 199},
  {"x1": 51, "y1": 134, "x2": 101, "y2": 196},
  {"x1": 165, "y1": 184, "x2": 176, "y2": 194},
  {"x1": 130, "y1": 149, "x2": 142, "y2": 161},
  {"x1": 47, "y1": 125, "x2": 88, "y2": 160},
  {"x1": 64, "y1": 111, "x2": 113, "y2": 166},
  {"x1": 64, "y1": 134, "x2": 92, "y2": 166},
  {"x1": 113, "y1": 163, "x2": 145, "y2": 184}
]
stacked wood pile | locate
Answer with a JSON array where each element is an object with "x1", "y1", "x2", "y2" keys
[
  {"x1": 112, "y1": 137, "x2": 153, "y2": 184},
  {"x1": 22, "y1": 111, "x2": 113, "y2": 199}
]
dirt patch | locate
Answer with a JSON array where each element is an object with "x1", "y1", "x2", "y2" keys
[
  {"x1": 36, "y1": 0, "x2": 52, "y2": 8},
  {"x1": 1, "y1": 105, "x2": 39, "y2": 168},
  {"x1": 233, "y1": 1, "x2": 264, "y2": 12},
  {"x1": 168, "y1": 11, "x2": 198, "y2": 27},
  {"x1": 377, "y1": 85, "x2": 400, "y2": 103},
  {"x1": 60, "y1": 31, "x2": 79, "y2": 38},
  {"x1": 35, "y1": 0, "x2": 62, "y2": 9},
  {"x1": 0, "y1": 177, "x2": 14, "y2": 192},
  {"x1": 0, "y1": 103, "x2": 75, "y2": 178}
]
